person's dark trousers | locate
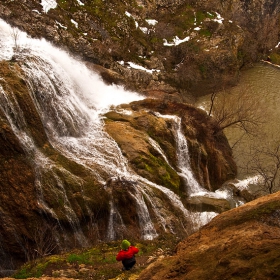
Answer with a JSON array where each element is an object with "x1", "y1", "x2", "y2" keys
[{"x1": 122, "y1": 256, "x2": 136, "y2": 270}]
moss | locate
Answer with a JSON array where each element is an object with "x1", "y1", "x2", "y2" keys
[
  {"x1": 199, "y1": 29, "x2": 212, "y2": 37},
  {"x1": 14, "y1": 261, "x2": 49, "y2": 279},
  {"x1": 13, "y1": 268, "x2": 31, "y2": 279},
  {"x1": 269, "y1": 52, "x2": 280, "y2": 65},
  {"x1": 131, "y1": 152, "x2": 181, "y2": 193}
]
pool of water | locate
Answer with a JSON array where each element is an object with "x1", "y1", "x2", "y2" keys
[{"x1": 196, "y1": 62, "x2": 280, "y2": 182}]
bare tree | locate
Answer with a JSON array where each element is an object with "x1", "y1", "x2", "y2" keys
[
  {"x1": 246, "y1": 143, "x2": 280, "y2": 194},
  {"x1": 208, "y1": 87, "x2": 262, "y2": 136},
  {"x1": 23, "y1": 223, "x2": 58, "y2": 262}
]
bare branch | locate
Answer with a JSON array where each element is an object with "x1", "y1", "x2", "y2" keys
[
  {"x1": 246, "y1": 142, "x2": 280, "y2": 194},
  {"x1": 209, "y1": 87, "x2": 263, "y2": 136}
]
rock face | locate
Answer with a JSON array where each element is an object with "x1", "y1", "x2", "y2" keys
[
  {"x1": 0, "y1": 61, "x2": 110, "y2": 267},
  {"x1": 138, "y1": 190, "x2": 280, "y2": 280},
  {"x1": 0, "y1": 57, "x2": 237, "y2": 268},
  {"x1": 105, "y1": 99, "x2": 237, "y2": 192},
  {"x1": 0, "y1": 0, "x2": 279, "y2": 97}
]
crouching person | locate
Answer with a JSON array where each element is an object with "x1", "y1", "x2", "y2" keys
[{"x1": 116, "y1": 239, "x2": 139, "y2": 271}]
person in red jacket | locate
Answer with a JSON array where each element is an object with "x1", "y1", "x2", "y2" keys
[{"x1": 116, "y1": 239, "x2": 139, "y2": 271}]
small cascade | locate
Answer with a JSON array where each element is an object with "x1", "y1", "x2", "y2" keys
[
  {"x1": 128, "y1": 187, "x2": 158, "y2": 240},
  {"x1": 137, "y1": 176, "x2": 190, "y2": 218},
  {"x1": 139, "y1": 187, "x2": 169, "y2": 233},
  {"x1": 148, "y1": 137, "x2": 174, "y2": 169},
  {"x1": 173, "y1": 116, "x2": 206, "y2": 194},
  {"x1": 106, "y1": 200, "x2": 126, "y2": 241},
  {"x1": 154, "y1": 113, "x2": 205, "y2": 194}
]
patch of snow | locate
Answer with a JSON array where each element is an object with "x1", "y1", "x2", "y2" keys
[
  {"x1": 56, "y1": 21, "x2": 67, "y2": 30},
  {"x1": 71, "y1": 19, "x2": 78, "y2": 28},
  {"x1": 194, "y1": 12, "x2": 197, "y2": 25},
  {"x1": 32, "y1": 9, "x2": 41, "y2": 14},
  {"x1": 194, "y1": 27, "x2": 201, "y2": 31},
  {"x1": 146, "y1": 19, "x2": 158, "y2": 26},
  {"x1": 213, "y1": 12, "x2": 224, "y2": 24},
  {"x1": 276, "y1": 42, "x2": 280, "y2": 48},
  {"x1": 77, "y1": 0, "x2": 84, "y2": 5},
  {"x1": 40, "y1": 0, "x2": 57, "y2": 13},
  {"x1": 140, "y1": 27, "x2": 148, "y2": 34},
  {"x1": 125, "y1": 11, "x2": 139, "y2": 28},
  {"x1": 163, "y1": 36, "x2": 190, "y2": 46},
  {"x1": 198, "y1": 105, "x2": 207, "y2": 111},
  {"x1": 127, "y1": 62, "x2": 160, "y2": 74}
]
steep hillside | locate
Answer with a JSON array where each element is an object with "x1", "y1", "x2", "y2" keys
[{"x1": 0, "y1": 0, "x2": 279, "y2": 98}]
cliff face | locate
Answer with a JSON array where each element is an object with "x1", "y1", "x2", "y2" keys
[
  {"x1": 0, "y1": 56, "x2": 237, "y2": 267},
  {"x1": 0, "y1": 0, "x2": 277, "y2": 272},
  {"x1": 0, "y1": 0, "x2": 279, "y2": 98},
  {"x1": 139, "y1": 190, "x2": 280, "y2": 280}
]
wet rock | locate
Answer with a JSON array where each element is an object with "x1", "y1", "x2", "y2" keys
[{"x1": 186, "y1": 195, "x2": 231, "y2": 213}]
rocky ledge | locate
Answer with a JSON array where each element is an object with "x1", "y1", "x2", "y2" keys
[{"x1": 138, "y1": 190, "x2": 280, "y2": 280}]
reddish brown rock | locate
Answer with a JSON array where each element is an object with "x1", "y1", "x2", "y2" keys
[{"x1": 138, "y1": 191, "x2": 280, "y2": 280}]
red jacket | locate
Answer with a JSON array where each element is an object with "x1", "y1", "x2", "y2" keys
[{"x1": 116, "y1": 246, "x2": 139, "y2": 261}]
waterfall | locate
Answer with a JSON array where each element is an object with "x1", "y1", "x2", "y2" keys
[
  {"x1": 106, "y1": 200, "x2": 126, "y2": 241},
  {"x1": 128, "y1": 187, "x2": 158, "y2": 240},
  {"x1": 0, "y1": 17, "x2": 222, "y2": 254},
  {"x1": 154, "y1": 113, "x2": 205, "y2": 194}
]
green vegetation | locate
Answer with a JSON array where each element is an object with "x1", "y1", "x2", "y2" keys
[
  {"x1": 269, "y1": 52, "x2": 280, "y2": 65},
  {"x1": 13, "y1": 236, "x2": 180, "y2": 279},
  {"x1": 131, "y1": 152, "x2": 181, "y2": 194}
]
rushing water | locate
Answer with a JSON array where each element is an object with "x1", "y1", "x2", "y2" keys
[
  {"x1": 0, "y1": 18, "x2": 192, "y2": 244},
  {"x1": 0, "y1": 16, "x2": 243, "y2": 259}
]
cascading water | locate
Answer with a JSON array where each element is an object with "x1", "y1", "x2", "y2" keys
[
  {"x1": 154, "y1": 113, "x2": 206, "y2": 194},
  {"x1": 0, "y1": 18, "x2": 236, "y2": 265},
  {"x1": 0, "y1": 18, "x2": 193, "y2": 243}
]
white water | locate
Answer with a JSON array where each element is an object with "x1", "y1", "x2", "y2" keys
[
  {"x1": 0, "y1": 18, "x2": 229, "y2": 245},
  {"x1": 154, "y1": 113, "x2": 205, "y2": 194},
  {"x1": 107, "y1": 200, "x2": 126, "y2": 240},
  {"x1": 0, "y1": 18, "x2": 195, "y2": 241},
  {"x1": 129, "y1": 188, "x2": 158, "y2": 240}
]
